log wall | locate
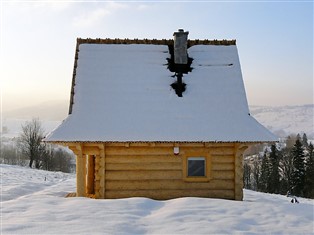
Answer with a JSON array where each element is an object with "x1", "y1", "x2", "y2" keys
[
  {"x1": 102, "y1": 143, "x2": 237, "y2": 200},
  {"x1": 66, "y1": 142, "x2": 247, "y2": 200}
]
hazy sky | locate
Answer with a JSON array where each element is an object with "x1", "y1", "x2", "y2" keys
[{"x1": 1, "y1": 1, "x2": 313, "y2": 112}]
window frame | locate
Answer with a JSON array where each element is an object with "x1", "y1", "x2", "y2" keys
[
  {"x1": 187, "y1": 157, "x2": 206, "y2": 177},
  {"x1": 182, "y1": 150, "x2": 211, "y2": 182}
]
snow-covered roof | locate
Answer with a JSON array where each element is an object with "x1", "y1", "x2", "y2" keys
[{"x1": 45, "y1": 38, "x2": 277, "y2": 143}]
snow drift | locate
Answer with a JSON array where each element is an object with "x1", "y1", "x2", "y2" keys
[{"x1": 1, "y1": 164, "x2": 313, "y2": 234}]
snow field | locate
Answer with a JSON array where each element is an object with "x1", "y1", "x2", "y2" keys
[{"x1": 1, "y1": 164, "x2": 313, "y2": 234}]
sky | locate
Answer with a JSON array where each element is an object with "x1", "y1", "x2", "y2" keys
[{"x1": 1, "y1": 1, "x2": 313, "y2": 113}]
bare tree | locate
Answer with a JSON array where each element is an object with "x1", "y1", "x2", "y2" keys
[
  {"x1": 18, "y1": 118, "x2": 46, "y2": 168},
  {"x1": 41, "y1": 146, "x2": 74, "y2": 173},
  {"x1": 0, "y1": 144, "x2": 27, "y2": 166}
]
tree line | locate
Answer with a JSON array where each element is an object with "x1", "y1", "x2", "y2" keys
[
  {"x1": 244, "y1": 133, "x2": 314, "y2": 198},
  {"x1": 1, "y1": 119, "x2": 74, "y2": 173}
]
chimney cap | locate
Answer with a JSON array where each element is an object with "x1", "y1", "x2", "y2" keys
[{"x1": 173, "y1": 29, "x2": 189, "y2": 36}]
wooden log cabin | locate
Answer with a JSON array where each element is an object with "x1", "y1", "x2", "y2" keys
[{"x1": 44, "y1": 29, "x2": 277, "y2": 200}]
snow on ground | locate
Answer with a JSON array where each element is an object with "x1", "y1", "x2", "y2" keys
[{"x1": 1, "y1": 164, "x2": 313, "y2": 234}]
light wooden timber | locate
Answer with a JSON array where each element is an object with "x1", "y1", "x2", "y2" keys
[
  {"x1": 82, "y1": 147, "x2": 100, "y2": 156},
  {"x1": 105, "y1": 189, "x2": 235, "y2": 200},
  {"x1": 75, "y1": 144, "x2": 86, "y2": 197},
  {"x1": 62, "y1": 142, "x2": 252, "y2": 200},
  {"x1": 209, "y1": 147, "x2": 235, "y2": 155},
  {"x1": 234, "y1": 144, "x2": 248, "y2": 200},
  {"x1": 106, "y1": 170, "x2": 182, "y2": 180},
  {"x1": 211, "y1": 170, "x2": 234, "y2": 180},
  {"x1": 104, "y1": 146, "x2": 234, "y2": 156},
  {"x1": 105, "y1": 147, "x2": 174, "y2": 156},
  {"x1": 86, "y1": 155, "x2": 95, "y2": 194},
  {"x1": 99, "y1": 144, "x2": 105, "y2": 199},
  {"x1": 106, "y1": 155, "x2": 181, "y2": 164},
  {"x1": 94, "y1": 155, "x2": 101, "y2": 198},
  {"x1": 106, "y1": 179, "x2": 234, "y2": 190},
  {"x1": 106, "y1": 162, "x2": 182, "y2": 171},
  {"x1": 211, "y1": 163, "x2": 234, "y2": 171},
  {"x1": 211, "y1": 155, "x2": 234, "y2": 163}
]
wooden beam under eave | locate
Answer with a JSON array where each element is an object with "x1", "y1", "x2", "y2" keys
[
  {"x1": 98, "y1": 144, "x2": 106, "y2": 199},
  {"x1": 75, "y1": 144, "x2": 86, "y2": 197},
  {"x1": 82, "y1": 146, "x2": 101, "y2": 155},
  {"x1": 86, "y1": 155, "x2": 95, "y2": 195},
  {"x1": 234, "y1": 144, "x2": 248, "y2": 201}
]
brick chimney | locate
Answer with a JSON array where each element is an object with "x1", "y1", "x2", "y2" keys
[{"x1": 173, "y1": 29, "x2": 189, "y2": 65}]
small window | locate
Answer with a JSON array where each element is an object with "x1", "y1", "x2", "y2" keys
[{"x1": 187, "y1": 157, "x2": 205, "y2": 177}]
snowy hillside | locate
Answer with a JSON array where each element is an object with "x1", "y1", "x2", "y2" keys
[
  {"x1": 250, "y1": 104, "x2": 314, "y2": 138},
  {"x1": 1, "y1": 164, "x2": 313, "y2": 234},
  {"x1": 2, "y1": 102, "x2": 313, "y2": 139}
]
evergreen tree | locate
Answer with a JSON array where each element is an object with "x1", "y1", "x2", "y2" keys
[
  {"x1": 302, "y1": 133, "x2": 309, "y2": 148},
  {"x1": 268, "y1": 144, "x2": 280, "y2": 194},
  {"x1": 296, "y1": 133, "x2": 301, "y2": 141},
  {"x1": 243, "y1": 162, "x2": 251, "y2": 189},
  {"x1": 279, "y1": 148, "x2": 294, "y2": 194},
  {"x1": 252, "y1": 158, "x2": 260, "y2": 191},
  {"x1": 259, "y1": 150, "x2": 270, "y2": 192},
  {"x1": 304, "y1": 143, "x2": 314, "y2": 198},
  {"x1": 290, "y1": 139, "x2": 306, "y2": 196}
]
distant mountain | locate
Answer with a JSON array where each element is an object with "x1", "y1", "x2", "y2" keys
[
  {"x1": 250, "y1": 104, "x2": 314, "y2": 138},
  {"x1": 3, "y1": 100, "x2": 68, "y2": 121},
  {"x1": 2, "y1": 100, "x2": 68, "y2": 138},
  {"x1": 2, "y1": 100, "x2": 313, "y2": 139}
]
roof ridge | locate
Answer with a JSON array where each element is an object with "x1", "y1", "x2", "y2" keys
[{"x1": 76, "y1": 38, "x2": 236, "y2": 46}]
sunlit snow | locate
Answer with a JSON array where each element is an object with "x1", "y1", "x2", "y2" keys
[
  {"x1": 1, "y1": 164, "x2": 313, "y2": 234},
  {"x1": 45, "y1": 44, "x2": 276, "y2": 142}
]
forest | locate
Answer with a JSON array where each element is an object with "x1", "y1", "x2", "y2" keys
[{"x1": 244, "y1": 133, "x2": 314, "y2": 198}]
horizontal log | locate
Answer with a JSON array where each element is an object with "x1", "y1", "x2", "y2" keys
[
  {"x1": 210, "y1": 147, "x2": 234, "y2": 155},
  {"x1": 106, "y1": 162, "x2": 182, "y2": 171},
  {"x1": 105, "y1": 147, "x2": 174, "y2": 156},
  {"x1": 106, "y1": 143, "x2": 173, "y2": 147},
  {"x1": 82, "y1": 146, "x2": 100, "y2": 155},
  {"x1": 105, "y1": 146, "x2": 234, "y2": 156},
  {"x1": 106, "y1": 155, "x2": 181, "y2": 164},
  {"x1": 106, "y1": 179, "x2": 234, "y2": 191},
  {"x1": 211, "y1": 170, "x2": 234, "y2": 180},
  {"x1": 106, "y1": 170, "x2": 182, "y2": 180},
  {"x1": 105, "y1": 189, "x2": 235, "y2": 200},
  {"x1": 106, "y1": 143, "x2": 206, "y2": 148},
  {"x1": 211, "y1": 155, "x2": 234, "y2": 163},
  {"x1": 211, "y1": 163, "x2": 234, "y2": 171},
  {"x1": 105, "y1": 142, "x2": 235, "y2": 148}
]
